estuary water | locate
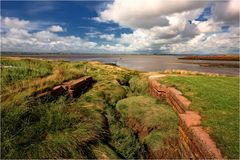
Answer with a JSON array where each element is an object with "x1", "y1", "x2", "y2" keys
[{"x1": 12, "y1": 54, "x2": 239, "y2": 76}]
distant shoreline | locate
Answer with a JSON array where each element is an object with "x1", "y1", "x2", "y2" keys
[
  {"x1": 1, "y1": 53, "x2": 239, "y2": 75},
  {"x1": 179, "y1": 55, "x2": 239, "y2": 61},
  {"x1": 1, "y1": 52, "x2": 239, "y2": 57}
]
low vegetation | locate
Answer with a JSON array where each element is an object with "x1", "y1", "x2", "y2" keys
[
  {"x1": 1, "y1": 57, "x2": 238, "y2": 159},
  {"x1": 160, "y1": 75, "x2": 239, "y2": 158},
  {"x1": 2, "y1": 57, "x2": 178, "y2": 159},
  {"x1": 116, "y1": 96, "x2": 180, "y2": 158},
  {"x1": 1, "y1": 57, "x2": 53, "y2": 90},
  {"x1": 1, "y1": 57, "x2": 136, "y2": 158}
]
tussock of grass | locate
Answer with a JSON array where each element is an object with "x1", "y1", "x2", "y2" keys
[
  {"x1": 1, "y1": 96, "x2": 106, "y2": 159},
  {"x1": 160, "y1": 75, "x2": 239, "y2": 158},
  {"x1": 105, "y1": 107, "x2": 143, "y2": 159},
  {"x1": 92, "y1": 143, "x2": 120, "y2": 159},
  {"x1": 128, "y1": 74, "x2": 149, "y2": 96},
  {"x1": 116, "y1": 96, "x2": 179, "y2": 158}
]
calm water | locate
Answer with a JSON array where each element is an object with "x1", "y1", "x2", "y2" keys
[{"x1": 13, "y1": 54, "x2": 239, "y2": 76}]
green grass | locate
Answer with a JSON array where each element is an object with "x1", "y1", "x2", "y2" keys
[
  {"x1": 160, "y1": 75, "x2": 239, "y2": 158},
  {"x1": 1, "y1": 57, "x2": 138, "y2": 159},
  {"x1": 1, "y1": 58, "x2": 53, "y2": 89},
  {"x1": 92, "y1": 143, "x2": 120, "y2": 159},
  {"x1": 128, "y1": 74, "x2": 149, "y2": 96},
  {"x1": 116, "y1": 96, "x2": 180, "y2": 158},
  {"x1": 1, "y1": 96, "x2": 106, "y2": 159},
  {"x1": 5, "y1": 57, "x2": 237, "y2": 159},
  {"x1": 105, "y1": 107, "x2": 143, "y2": 159}
]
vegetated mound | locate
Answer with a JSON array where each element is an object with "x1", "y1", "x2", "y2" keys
[
  {"x1": 1, "y1": 96, "x2": 108, "y2": 159},
  {"x1": 160, "y1": 75, "x2": 239, "y2": 159},
  {"x1": 1, "y1": 58, "x2": 137, "y2": 159},
  {"x1": 116, "y1": 96, "x2": 180, "y2": 159},
  {"x1": 179, "y1": 54, "x2": 239, "y2": 61}
]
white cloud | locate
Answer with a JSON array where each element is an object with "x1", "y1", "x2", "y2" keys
[
  {"x1": 170, "y1": 30, "x2": 239, "y2": 54},
  {"x1": 193, "y1": 19, "x2": 222, "y2": 33},
  {"x1": 48, "y1": 25, "x2": 64, "y2": 32},
  {"x1": 94, "y1": 0, "x2": 239, "y2": 54},
  {"x1": 99, "y1": 34, "x2": 115, "y2": 41},
  {"x1": 1, "y1": 0, "x2": 239, "y2": 55},
  {"x1": 97, "y1": 0, "x2": 206, "y2": 29},
  {"x1": 1, "y1": 17, "x2": 98, "y2": 53},
  {"x1": 1, "y1": 17, "x2": 36, "y2": 30}
]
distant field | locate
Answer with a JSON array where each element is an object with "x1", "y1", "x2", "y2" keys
[
  {"x1": 160, "y1": 75, "x2": 239, "y2": 158},
  {"x1": 179, "y1": 55, "x2": 239, "y2": 61}
]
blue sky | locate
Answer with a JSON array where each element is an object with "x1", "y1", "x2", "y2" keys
[
  {"x1": 1, "y1": 0, "x2": 239, "y2": 54},
  {"x1": 1, "y1": 1, "x2": 132, "y2": 39}
]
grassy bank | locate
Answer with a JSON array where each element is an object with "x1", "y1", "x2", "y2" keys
[
  {"x1": 1, "y1": 57, "x2": 239, "y2": 159},
  {"x1": 160, "y1": 75, "x2": 239, "y2": 158},
  {"x1": 116, "y1": 96, "x2": 180, "y2": 158},
  {"x1": 1, "y1": 57, "x2": 179, "y2": 159},
  {"x1": 1, "y1": 57, "x2": 134, "y2": 158}
]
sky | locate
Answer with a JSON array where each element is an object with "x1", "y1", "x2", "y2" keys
[{"x1": 1, "y1": 0, "x2": 239, "y2": 54}]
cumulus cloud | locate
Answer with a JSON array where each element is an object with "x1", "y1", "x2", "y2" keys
[
  {"x1": 1, "y1": 0, "x2": 239, "y2": 54},
  {"x1": 97, "y1": 0, "x2": 206, "y2": 29},
  {"x1": 48, "y1": 25, "x2": 64, "y2": 32},
  {"x1": 1, "y1": 17, "x2": 97, "y2": 53},
  {"x1": 95, "y1": 0, "x2": 239, "y2": 54},
  {"x1": 170, "y1": 30, "x2": 239, "y2": 54},
  {"x1": 1, "y1": 17, "x2": 37, "y2": 31}
]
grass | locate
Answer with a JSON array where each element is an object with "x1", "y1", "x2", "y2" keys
[
  {"x1": 128, "y1": 74, "x2": 149, "y2": 96},
  {"x1": 1, "y1": 96, "x2": 107, "y2": 158},
  {"x1": 160, "y1": 75, "x2": 239, "y2": 158},
  {"x1": 1, "y1": 57, "x2": 139, "y2": 159},
  {"x1": 1, "y1": 59, "x2": 88, "y2": 108},
  {"x1": 105, "y1": 107, "x2": 143, "y2": 159},
  {"x1": 116, "y1": 96, "x2": 180, "y2": 158},
  {"x1": 2, "y1": 57, "x2": 237, "y2": 159},
  {"x1": 1, "y1": 57, "x2": 53, "y2": 90}
]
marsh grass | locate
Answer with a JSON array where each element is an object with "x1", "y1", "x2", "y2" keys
[
  {"x1": 105, "y1": 106, "x2": 143, "y2": 159},
  {"x1": 128, "y1": 74, "x2": 149, "y2": 96},
  {"x1": 1, "y1": 58, "x2": 53, "y2": 89},
  {"x1": 1, "y1": 57, "x2": 140, "y2": 159},
  {"x1": 116, "y1": 96, "x2": 178, "y2": 150},
  {"x1": 160, "y1": 75, "x2": 239, "y2": 158},
  {"x1": 1, "y1": 95, "x2": 107, "y2": 159}
]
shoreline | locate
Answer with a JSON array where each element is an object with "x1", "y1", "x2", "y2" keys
[{"x1": 179, "y1": 55, "x2": 239, "y2": 61}]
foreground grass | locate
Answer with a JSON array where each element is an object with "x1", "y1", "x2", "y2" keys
[
  {"x1": 0, "y1": 57, "x2": 140, "y2": 158},
  {"x1": 1, "y1": 96, "x2": 106, "y2": 158},
  {"x1": 116, "y1": 96, "x2": 180, "y2": 158},
  {"x1": 2, "y1": 57, "x2": 237, "y2": 159},
  {"x1": 160, "y1": 75, "x2": 239, "y2": 158}
]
